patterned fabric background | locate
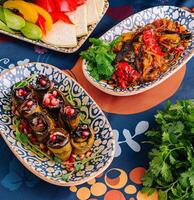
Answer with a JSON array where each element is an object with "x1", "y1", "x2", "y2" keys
[{"x1": 0, "y1": 0, "x2": 193, "y2": 199}]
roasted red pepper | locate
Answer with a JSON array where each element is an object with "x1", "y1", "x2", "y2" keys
[
  {"x1": 143, "y1": 29, "x2": 164, "y2": 56},
  {"x1": 34, "y1": 0, "x2": 56, "y2": 12},
  {"x1": 37, "y1": 14, "x2": 46, "y2": 35},
  {"x1": 114, "y1": 62, "x2": 140, "y2": 89},
  {"x1": 55, "y1": 0, "x2": 77, "y2": 12},
  {"x1": 50, "y1": 12, "x2": 73, "y2": 24}
]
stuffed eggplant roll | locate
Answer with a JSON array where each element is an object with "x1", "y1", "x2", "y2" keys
[
  {"x1": 43, "y1": 89, "x2": 64, "y2": 120},
  {"x1": 71, "y1": 124, "x2": 94, "y2": 155},
  {"x1": 28, "y1": 112, "x2": 55, "y2": 143},
  {"x1": 19, "y1": 99, "x2": 41, "y2": 118},
  {"x1": 33, "y1": 75, "x2": 52, "y2": 101},
  {"x1": 47, "y1": 128, "x2": 72, "y2": 161},
  {"x1": 59, "y1": 105, "x2": 81, "y2": 131},
  {"x1": 12, "y1": 86, "x2": 34, "y2": 105}
]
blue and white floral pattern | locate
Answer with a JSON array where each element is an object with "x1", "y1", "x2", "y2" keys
[
  {"x1": 83, "y1": 6, "x2": 194, "y2": 96},
  {"x1": 0, "y1": 62, "x2": 115, "y2": 186}
]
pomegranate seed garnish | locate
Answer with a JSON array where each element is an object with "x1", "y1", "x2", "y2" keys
[
  {"x1": 19, "y1": 124, "x2": 24, "y2": 130},
  {"x1": 44, "y1": 98, "x2": 50, "y2": 106},
  {"x1": 27, "y1": 100, "x2": 33, "y2": 107},
  {"x1": 82, "y1": 131, "x2": 90, "y2": 137},
  {"x1": 86, "y1": 151, "x2": 92, "y2": 157},
  {"x1": 69, "y1": 156, "x2": 75, "y2": 163},
  {"x1": 40, "y1": 79, "x2": 47, "y2": 86},
  {"x1": 28, "y1": 84, "x2": 33, "y2": 89},
  {"x1": 18, "y1": 89, "x2": 27, "y2": 96},
  {"x1": 71, "y1": 154, "x2": 77, "y2": 159},
  {"x1": 52, "y1": 90, "x2": 57, "y2": 97},
  {"x1": 65, "y1": 106, "x2": 75, "y2": 116},
  {"x1": 67, "y1": 166, "x2": 75, "y2": 172},
  {"x1": 51, "y1": 98, "x2": 59, "y2": 106},
  {"x1": 39, "y1": 143, "x2": 46, "y2": 150},
  {"x1": 29, "y1": 136, "x2": 36, "y2": 144},
  {"x1": 50, "y1": 134, "x2": 56, "y2": 142},
  {"x1": 79, "y1": 154, "x2": 85, "y2": 160}
]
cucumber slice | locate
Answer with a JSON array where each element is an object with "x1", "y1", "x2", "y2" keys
[
  {"x1": 0, "y1": 6, "x2": 5, "y2": 22},
  {"x1": 3, "y1": 8, "x2": 25, "y2": 30},
  {"x1": 21, "y1": 22, "x2": 42, "y2": 40},
  {"x1": 0, "y1": 20, "x2": 14, "y2": 33}
]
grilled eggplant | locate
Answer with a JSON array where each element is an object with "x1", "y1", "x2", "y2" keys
[
  {"x1": 28, "y1": 112, "x2": 55, "y2": 143},
  {"x1": 33, "y1": 75, "x2": 52, "y2": 101},
  {"x1": 42, "y1": 88, "x2": 65, "y2": 120},
  {"x1": 19, "y1": 99, "x2": 41, "y2": 118},
  {"x1": 59, "y1": 105, "x2": 81, "y2": 131},
  {"x1": 71, "y1": 124, "x2": 94, "y2": 155},
  {"x1": 47, "y1": 128, "x2": 72, "y2": 161}
]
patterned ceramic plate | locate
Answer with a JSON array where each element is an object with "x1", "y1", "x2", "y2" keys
[
  {"x1": 0, "y1": 1, "x2": 109, "y2": 54},
  {"x1": 0, "y1": 62, "x2": 115, "y2": 186},
  {"x1": 83, "y1": 6, "x2": 194, "y2": 96}
]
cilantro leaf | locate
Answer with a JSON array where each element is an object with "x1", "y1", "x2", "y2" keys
[{"x1": 80, "y1": 38, "x2": 116, "y2": 81}]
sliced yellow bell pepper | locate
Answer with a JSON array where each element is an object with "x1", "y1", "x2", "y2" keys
[
  {"x1": 4, "y1": 0, "x2": 38, "y2": 23},
  {"x1": 29, "y1": 3, "x2": 53, "y2": 31}
]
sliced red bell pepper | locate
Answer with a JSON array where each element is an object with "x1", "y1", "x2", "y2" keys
[
  {"x1": 50, "y1": 12, "x2": 73, "y2": 24},
  {"x1": 37, "y1": 14, "x2": 46, "y2": 35},
  {"x1": 76, "y1": 0, "x2": 86, "y2": 6},
  {"x1": 34, "y1": 0, "x2": 56, "y2": 12},
  {"x1": 55, "y1": 0, "x2": 77, "y2": 12},
  {"x1": 114, "y1": 62, "x2": 141, "y2": 89},
  {"x1": 143, "y1": 29, "x2": 164, "y2": 56}
]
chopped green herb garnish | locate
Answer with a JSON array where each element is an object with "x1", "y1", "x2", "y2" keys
[
  {"x1": 80, "y1": 38, "x2": 116, "y2": 81},
  {"x1": 13, "y1": 73, "x2": 37, "y2": 89}
]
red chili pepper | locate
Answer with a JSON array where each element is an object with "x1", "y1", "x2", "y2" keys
[
  {"x1": 143, "y1": 29, "x2": 164, "y2": 56},
  {"x1": 34, "y1": 0, "x2": 56, "y2": 12},
  {"x1": 37, "y1": 14, "x2": 47, "y2": 35},
  {"x1": 50, "y1": 12, "x2": 73, "y2": 24},
  {"x1": 115, "y1": 62, "x2": 140, "y2": 89},
  {"x1": 55, "y1": 0, "x2": 77, "y2": 12}
]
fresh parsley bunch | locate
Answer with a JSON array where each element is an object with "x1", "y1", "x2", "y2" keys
[
  {"x1": 80, "y1": 38, "x2": 116, "y2": 81},
  {"x1": 142, "y1": 100, "x2": 194, "y2": 200}
]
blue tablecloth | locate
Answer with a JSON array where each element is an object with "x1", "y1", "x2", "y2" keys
[{"x1": 0, "y1": 0, "x2": 193, "y2": 200}]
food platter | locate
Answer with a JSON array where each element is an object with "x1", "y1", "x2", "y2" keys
[
  {"x1": 0, "y1": 0, "x2": 109, "y2": 53},
  {"x1": 82, "y1": 6, "x2": 194, "y2": 96},
  {"x1": 0, "y1": 62, "x2": 115, "y2": 186}
]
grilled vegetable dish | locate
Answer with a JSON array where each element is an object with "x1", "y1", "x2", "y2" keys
[
  {"x1": 12, "y1": 74, "x2": 95, "y2": 168},
  {"x1": 81, "y1": 18, "x2": 192, "y2": 89}
]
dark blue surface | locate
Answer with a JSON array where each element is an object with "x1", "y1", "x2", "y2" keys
[{"x1": 0, "y1": 0, "x2": 193, "y2": 199}]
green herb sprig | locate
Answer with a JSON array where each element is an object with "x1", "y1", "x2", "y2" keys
[
  {"x1": 141, "y1": 100, "x2": 194, "y2": 200},
  {"x1": 80, "y1": 38, "x2": 116, "y2": 81},
  {"x1": 13, "y1": 73, "x2": 37, "y2": 89}
]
